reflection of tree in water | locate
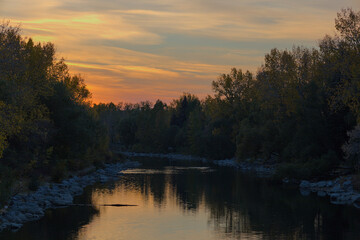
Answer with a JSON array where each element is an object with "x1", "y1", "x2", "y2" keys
[
  {"x1": 202, "y1": 169, "x2": 360, "y2": 240},
  {"x1": 169, "y1": 169, "x2": 205, "y2": 211},
  {"x1": 127, "y1": 173, "x2": 167, "y2": 206},
  {"x1": 124, "y1": 163, "x2": 360, "y2": 239},
  {"x1": 0, "y1": 186, "x2": 99, "y2": 240},
  {"x1": 15, "y1": 161, "x2": 357, "y2": 240}
]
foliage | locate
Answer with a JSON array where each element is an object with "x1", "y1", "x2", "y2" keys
[
  {"x1": 342, "y1": 125, "x2": 360, "y2": 172},
  {"x1": 0, "y1": 22, "x2": 110, "y2": 204},
  {"x1": 1, "y1": 8, "x2": 360, "y2": 203},
  {"x1": 100, "y1": 9, "x2": 360, "y2": 178}
]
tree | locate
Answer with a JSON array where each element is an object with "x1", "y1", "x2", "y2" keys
[
  {"x1": 0, "y1": 22, "x2": 110, "y2": 189},
  {"x1": 342, "y1": 126, "x2": 360, "y2": 171},
  {"x1": 212, "y1": 68, "x2": 254, "y2": 105},
  {"x1": 335, "y1": 8, "x2": 360, "y2": 50},
  {"x1": 320, "y1": 8, "x2": 360, "y2": 120}
]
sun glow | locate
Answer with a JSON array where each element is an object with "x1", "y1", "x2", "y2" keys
[{"x1": 1, "y1": 0, "x2": 359, "y2": 103}]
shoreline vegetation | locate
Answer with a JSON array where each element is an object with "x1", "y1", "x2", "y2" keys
[{"x1": 1, "y1": 7, "x2": 360, "y2": 231}]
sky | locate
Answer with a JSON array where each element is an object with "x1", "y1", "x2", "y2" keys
[{"x1": 0, "y1": 0, "x2": 359, "y2": 103}]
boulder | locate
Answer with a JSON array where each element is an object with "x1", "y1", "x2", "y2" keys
[
  {"x1": 5, "y1": 222, "x2": 22, "y2": 231},
  {"x1": 352, "y1": 195, "x2": 360, "y2": 205},
  {"x1": 316, "y1": 181, "x2": 328, "y2": 188},
  {"x1": 326, "y1": 180, "x2": 334, "y2": 188},
  {"x1": 17, "y1": 202, "x2": 44, "y2": 215},
  {"x1": 343, "y1": 180, "x2": 352, "y2": 187},
  {"x1": 50, "y1": 192, "x2": 73, "y2": 206},
  {"x1": 330, "y1": 183, "x2": 343, "y2": 193},
  {"x1": 68, "y1": 184, "x2": 83, "y2": 195},
  {"x1": 0, "y1": 160, "x2": 141, "y2": 233},
  {"x1": 300, "y1": 188, "x2": 311, "y2": 196},
  {"x1": 4, "y1": 211, "x2": 27, "y2": 223},
  {"x1": 317, "y1": 191, "x2": 327, "y2": 197},
  {"x1": 299, "y1": 180, "x2": 311, "y2": 188}
]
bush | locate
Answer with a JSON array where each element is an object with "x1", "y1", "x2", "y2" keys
[
  {"x1": 275, "y1": 150, "x2": 338, "y2": 180},
  {"x1": 51, "y1": 160, "x2": 67, "y2": 183},
  {"x1": 342, "y1": 125, "x2": 360, "y2": 172},
  {"x1": 28, "y1": 175, "x2": 40, "y2": 191},
  {"x1": 0, "y1": 166, "x2": 13, "y2": 206}
]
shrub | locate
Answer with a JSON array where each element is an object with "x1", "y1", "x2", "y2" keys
[
  {"x1": 51, "y1": 160, "x2": 67, "y2": 183},
  {"x1": 342, "y1": 125, "x2": 360, "y2": 172},
  {"x1": 0, "y1": 166, "x2": 13, "y2": 206},
  {"x1": 28, "y1": 175, "x2": 40, "y2": 191},
  {"x1": 275, "y1": 150, "x2": 338, "y2": 180}
]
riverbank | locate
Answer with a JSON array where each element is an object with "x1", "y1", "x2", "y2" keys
[
  {"x1": 299, "y1": 177, "x2": 360, "y2": 208},
  {"x1": 121, "y1": 152, "x2": 275, "y2": 176},
  {"x1": 121, "y1": 151, "x2": 360, "y2": 208},
  {"x1": 0, "y1": 160, "x2": 140, "y2": 233}
]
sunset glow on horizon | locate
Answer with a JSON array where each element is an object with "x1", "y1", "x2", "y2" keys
[{"x1": 1, "y1": 0, "x2": 359, "y2": 103}]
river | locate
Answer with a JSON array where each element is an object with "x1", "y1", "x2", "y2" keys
[{"x1": 1, "y1": 157, "x2": 360, "y2": 240}]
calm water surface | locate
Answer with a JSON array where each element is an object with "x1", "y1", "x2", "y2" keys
[{"x1": 2, "y1": 158, "x2": 360, "y2": 240}]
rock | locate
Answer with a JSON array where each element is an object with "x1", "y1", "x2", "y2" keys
[
  {"x1": 0, "y1": 223, "x2": 7, "y2": 232},
  {"x1": 326, "y1": 180, "x2": 334, "y2": 188},
  {"x1": 354, "y1": 195, "x2": 360, "y2": 208},
  {"x1": 17, "y1": 202, "x2": 44, "y2": 215},
  {"x1": 68, "y1": 184, "x2": 83, "y2": 195},
  {"x1": 317, "y1": 191, "x2": 327, "y2": 197},
  {"x1": 215, "y1": 159, "x2": 239, "y2": 168},
  {"x1": 300, "y1": 188, "x2": 311, "y2": 196},
  {"x1": 342, "y1": 180, "x2": 353, "y2": 191},
  {"x1": 99, "y1": 175, "x2": 110, "y2": 183},
  {"x1": 352, "y1": 195, "x2": 360, "y2": 204},
  {"x1": 317, "y1": 181, "x2": 328, "y2": 188},
  {"x1": 299, "y1": 180, "x2": 311, "y2": 188},
  {"x1": 329, "y1": 193, "x2": 341, "y2": 201},
  {"x1": 7, "y1": 222, "x2": 22, "y2": 231},
  {"x1": 4, "y1": 211, "x2": 27, "y2": 223},
  {"x1": 0, "y1": 160, "x2": 140, "y2": 233},
  {"x1": 37, "y1": 199, "x2": 52, "y2": 209},
  {"x1": 283, "y1": 178, "x2": 290, "y2": 184},
  {"x1": 330, "y1": 183, "x2": 343, "y2": 193},
  {"x1": 344, "y1": 185, "x2": 353, "y2": 191},
  {"x1": 51, "y1": 193, "x2": 73, "y2": 206},
  {"x1": 23, "y1": 213, "x2": 41, "y2": 221}
]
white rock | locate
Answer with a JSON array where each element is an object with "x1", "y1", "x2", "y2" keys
[
  {"x1": 300, "y1": 188, "x2": 311, "y2": 196},
  {"x1": 330, "y1": 184, "x2": 343, "y2": 193},
  {"x1": 317, "y1": 191, "x2": 327, "y2": 197},
  {"x1": 299, "y1": 180, "x2": 311, "y2": 188}
]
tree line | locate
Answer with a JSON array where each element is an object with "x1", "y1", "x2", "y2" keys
[
  {"x1": 94, "y1": 8, "x2": 360, "y2": 178},
  {"x1": 1, "y1": 8, "x2": 360, "y2": 205}
]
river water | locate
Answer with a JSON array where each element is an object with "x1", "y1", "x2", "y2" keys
[{"x1": 1, "y1": 158, "x2": 360, "y2": 240}]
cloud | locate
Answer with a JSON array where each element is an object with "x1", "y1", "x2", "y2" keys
[{"x1": 0, "y1": 0, "x2": 358, "y2": 103}]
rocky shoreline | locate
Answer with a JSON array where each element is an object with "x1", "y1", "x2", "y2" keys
[
  {"x1": 121, "y1": 151, "x2": 208, "y2": 162},
  {"x1": 0, "y1": 160, "x2": 140, "y2": 233},
  {"x1": 299, "y1": 177, "x2": 360, "y2": 208},
  {"x1": 122, "y1": 151, "x2": 360, "y2": 209},
  {"x1": 3, "y1": 151, "x2": 358, "y2": 233},
  {"x1": 122, "y1": 152, "x2": 275, "y2": 176},
  {"x1": 204, "y1": 158, "x2": 360, "y2": 209},
  {"x1": 214, "y1": 159, "x2": 276, "y2": 176}
]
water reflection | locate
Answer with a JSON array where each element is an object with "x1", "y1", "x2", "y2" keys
[
  {"x1": 0, "y1": 188, "x2": 99, "y2": 240},
  {"x1": 2, "y1": 158, "x2": 360, "y2": 240}
]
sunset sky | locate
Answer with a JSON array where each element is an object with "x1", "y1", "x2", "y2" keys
[{"x1": 1, "y1": 0, "x2": 359, "y2": 103}]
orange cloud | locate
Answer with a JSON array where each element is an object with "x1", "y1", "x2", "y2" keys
[{"x1": 1, "y1": 0, "x2": 358, "y2": 103}]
